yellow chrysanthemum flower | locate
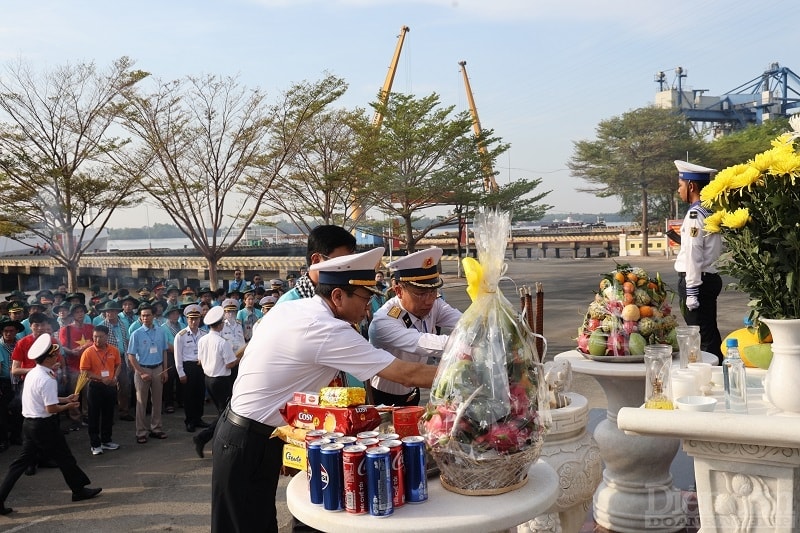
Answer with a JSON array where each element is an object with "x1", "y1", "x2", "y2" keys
[
  {"x1": 704, "y1": 210, "x2": 724, "y2": 234},
  {"x1": 699, "y1": 167, "x2": 736, "y2": 207},
  {"x1": 721, "y1": 207, "x2": 750, "y2": 230},
  {"x1": 751, "y1": 149, "x2": 777, "y2": 173},
  {"x1": 769, "y1": 150, "x2": 800, "y2": 177},
  {"x1": 727, "y1": 165, "x2": 762, "y2": 191}
]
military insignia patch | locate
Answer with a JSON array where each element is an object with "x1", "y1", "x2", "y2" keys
[
  {"x1": 690, "y1": 227, "x2": 699, "y2": 237},
  {"x1": 422, "y1": 257, "x2": 435, "y2": 269},
  {"x1": 387, "y1": 306, "x2": 402, "y2": 319}
]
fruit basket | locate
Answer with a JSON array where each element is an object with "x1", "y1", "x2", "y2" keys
[
  {"x1": 577, "y1": 264, "x2": 678, "y2": 358},
  {"x1": 420, "y1": 210, "x2": 550, "y2": 495}
]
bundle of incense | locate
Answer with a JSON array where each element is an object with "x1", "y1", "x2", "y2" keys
[{"x1": 74, "y1": 370, "x2": 90, "y2": 395}]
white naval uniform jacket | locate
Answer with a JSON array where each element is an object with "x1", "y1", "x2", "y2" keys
[
  {"x1": 368, "y1": 295, "x2": 462, "y2": 396},
  {"x1": 674, "y1": 201, "x2": 721, "y2": 295}
]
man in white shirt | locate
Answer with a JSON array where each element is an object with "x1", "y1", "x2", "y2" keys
[
  {"x1": 210, "y1": 247, "x2": 437, "y2": 533},
  {"x1": 193, "y1": 306, "x2": 237, "y2": 458},
  {"x1": 369, "y1": 247, "x2": 461, "y2": 406},
  {"x1": 173, "y1": 305, "x2": 208, "y2": 433},
  {"x1": 0, "y1": 334, "x2": 101, "y2": 514}
]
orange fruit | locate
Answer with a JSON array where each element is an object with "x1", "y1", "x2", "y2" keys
[
  {"x1": 622, "y1": 281, "x2": 635, "y2": 294},
  {"x1": 627, "y1": 273, "x2": 638, "y2": 283},
  {"x1": 623, "y1": 293, "x2": 635, "y2": 305},
  {"x1": 614, "y1": 272, "x2": 625, "y2": 283},
  {"x1": 638, "y1": 305, "x2": 653, "y2": 318}
]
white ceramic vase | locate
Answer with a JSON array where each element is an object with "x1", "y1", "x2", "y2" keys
[{"x1": 762, "y1": 318, "x2": 800, "y2": 414}]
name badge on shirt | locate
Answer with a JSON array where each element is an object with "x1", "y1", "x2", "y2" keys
[
  {"x1": 101, "y1": 370, "x2": 110, "y2": 378},
  {"x1": 150, "y1": 346, "x2": 158, "y2": 354}
]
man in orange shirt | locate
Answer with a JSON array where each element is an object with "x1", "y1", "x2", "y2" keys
[{"x1": 79, "y1": 326, "x2": 121, "y2": 456}]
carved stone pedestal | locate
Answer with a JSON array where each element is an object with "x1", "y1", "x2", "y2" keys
[{"x1": 517, "y1": 393, "x2": 602, "y2": 533}]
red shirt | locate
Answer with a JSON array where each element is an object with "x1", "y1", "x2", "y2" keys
[
  {"x1": 59, "y1": 323, "x2": 94, "y2": 372},
  {"x1": 11, "y1": 334, "x2": 38, "y2": 376}
]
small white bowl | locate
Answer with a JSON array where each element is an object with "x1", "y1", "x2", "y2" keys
[{"x1": 675, "y1": 396, "x2": 717, "y2": 412}]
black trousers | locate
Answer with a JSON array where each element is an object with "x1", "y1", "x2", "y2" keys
[
  {"x1": 679, "y1": 272, "x2": 724, "y2": 362},
  {"x1": 0, "y1": 379, "x2": 13, "y2": 443},
  {"x1": 196, "y1": 375, "x2": 232, "y2": 446},
  {"x1": 182, "y1": 361, "x2": 205, "y2": 425},
  {"x1": 371, "y1": 386, "x2": 420, "y2": 407},
  {"x1": 0, "y1": 416, "x2": 90, "y2": 503},
  {"x1": 87, "y1": 381, "x2": 116, "y2": 448},
  {"x1": 211, "y1": 412, "x2": 281, "y2": 533}
]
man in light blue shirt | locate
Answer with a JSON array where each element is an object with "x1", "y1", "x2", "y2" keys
[{"x1": 126, "y1": 304, "x2": 169, "y2": 443}]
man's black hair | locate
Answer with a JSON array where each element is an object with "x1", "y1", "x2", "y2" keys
[
  {"x1": 305, "y1": 225, "x2": 356, "y2": 266},
  {"x1": 27, "y1": 312, "x2": 48, "y2": 325}
]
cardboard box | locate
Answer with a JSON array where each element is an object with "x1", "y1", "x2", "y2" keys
[
  {"x1": 292, "y1": 391, "x2": 320, "y2": 406},
  {"x1": 282, "y1": 444, "x2": 307, "y2": 472}
]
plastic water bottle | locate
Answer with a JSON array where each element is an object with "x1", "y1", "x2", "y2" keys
[{"x1": 722, "y1": 338, "x2": 748, "y2": 413}]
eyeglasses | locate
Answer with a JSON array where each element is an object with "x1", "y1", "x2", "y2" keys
[
  {"x1": 349, "y1": 291, "x2": 372, "y2": 303},
  {"x1": 405, "y1": 288, "x2": 438, "y2": 301}
]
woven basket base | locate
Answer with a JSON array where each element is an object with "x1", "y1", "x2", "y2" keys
[{"x1": 440, "y1": 472, "x2": 528, "y2": 496}]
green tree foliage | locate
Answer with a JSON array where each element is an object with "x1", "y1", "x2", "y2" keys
[
  {"x1": 568, "y1": 106, "x2": 704, "y2": 254},
  {"x1": 121, "y1": 74, "x2": 346, "y2": 288},
  {"x1": 364, "y1": 92, "x2": 500, "y2": 253},
  {"x1": 0, "y1": 57, "x2": 146, "y2": 290},
  {"x1": 259, "y1": 107, "x2": 372, "y2": 233},
  {"x1": 705, "y1": 117, "x2": 790, "y2": 170}
]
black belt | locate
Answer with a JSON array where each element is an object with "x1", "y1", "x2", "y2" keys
[
  {"x1": 224, "y1": 408, "x2": 274, "y2": 437},
  {"x1": 678, "y1": 272, "x2": 719, "y2": 278},
  {"x1": 183, "y1": 360, "x2": 199, "y2": 364},
  {"x1": 140, "y1": 363, "x2": 162, "y2": 369}
]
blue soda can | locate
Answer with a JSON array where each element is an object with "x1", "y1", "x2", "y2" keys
[
  {"x1": 320, "y1": 442, "x2": 345, "y2": 511},
  {"x1": 306, "y1": 438, "x2": 327, "y2": 505},
  {"x1": 401, "y1": 435, "x2": 428, "y2": 503},
  {"x1": 365, "y1": 446, "x2": 394, "y2": 517}
]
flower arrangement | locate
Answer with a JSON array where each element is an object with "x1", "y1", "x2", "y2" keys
[{"x1": 700, "y1": 116, "x2": 800, "y2": 321}]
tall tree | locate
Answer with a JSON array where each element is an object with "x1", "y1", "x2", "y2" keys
[
  {"x1": 0, "y1": 57, "x2": 147, "y2": 290},
  {"x1": 121, "y1": 74, "x2": 346, "y2": 288},
  {"x1": 705, "y1": 117, "x2": 790, "y2": 170},
  {"x1": 364, "y1": 92, "x2": 499, "y2": 253},
  {"x1": 259, "y1": 107, "x2": 371, "y2": 233},
  {"x1": 568, "y1": 106, "x2": 703, "y2": 254}
]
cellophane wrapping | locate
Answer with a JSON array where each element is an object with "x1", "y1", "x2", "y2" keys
[{"x1": 420, "y1": 210, "x2": 550, "y2": 493}]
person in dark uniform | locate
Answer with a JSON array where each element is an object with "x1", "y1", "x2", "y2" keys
[
  {"x1": 0, "y1": 334, "x2": 101, "y2": 514},
  {"x1": 674, "y1": 160, "x2": 724, "y2": 362},
  {"x1": 210, "y1": 248, "x2": 437, "y2": 533}
]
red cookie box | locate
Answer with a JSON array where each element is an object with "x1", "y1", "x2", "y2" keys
[
  {"x1": 280, "y1": 402, "x2": 381, "y2": 436},
  {"x1": 292, "y1": 391, "x2": 320, "y2": 406}
]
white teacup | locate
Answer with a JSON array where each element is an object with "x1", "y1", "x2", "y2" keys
[{"x1": 671, "y1": 369, "x2": 700, "y2": 401}]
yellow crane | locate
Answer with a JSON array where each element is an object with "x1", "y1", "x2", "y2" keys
[
  {"x1": 459, "y1": 60, "x2": 499, "y2": 193},
  {"x1": 372, "y1": 25, "x2": 410, "y2": 129}
]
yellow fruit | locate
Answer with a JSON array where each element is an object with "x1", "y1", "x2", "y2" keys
[
  {"x1": 741, "y1": 343, "x2": 773, "y2": 369},
  {"x1": 721, "y1": 327, "x2": 763, "y2": 368}
]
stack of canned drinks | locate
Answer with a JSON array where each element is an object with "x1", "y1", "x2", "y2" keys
[{"x1": 305, "y1": 429, "x2": 428, "y2": 517}]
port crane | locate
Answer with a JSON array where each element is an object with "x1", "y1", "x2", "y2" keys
[
  {"x1": 372, "y1": 26, "x2": 410, "y2": 129},
  {"x1": 459, "y1": 60, "x2": 499, "y2": 193}
]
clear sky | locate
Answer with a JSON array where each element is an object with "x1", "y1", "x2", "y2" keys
[{"x1": 1, "y1": 0, "x2": 798, "y2": 228}]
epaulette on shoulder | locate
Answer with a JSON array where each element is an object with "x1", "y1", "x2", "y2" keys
[
  {"x1": 387, "y1": 306, "x2": 402, "y2": 319},
  {"x1": 177, "y1": 329, "x2": 187, "y2": 336}
]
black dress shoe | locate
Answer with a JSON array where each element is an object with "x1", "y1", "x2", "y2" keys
[
  {"x1": 25, "y1": 464, "x2": 36, "y2": 476},
  {"x1": 0, "y1": 503, "x2": 12, "y2": 515},
  {"x1": 185, "y1": 423, "x2": 196, "y2": 433},
  {"x1": 72, "y1": 487, "x2": 102, "y2": 502},
  {"x1": 119, "y1": 414, "x2": 135, "y2": 422},
  {"x1": 194, "y1": 420, "x2": 211, "y2": 429},
  {"x1": 192, "y1": 435, "x2": 204, "y2": 458}
]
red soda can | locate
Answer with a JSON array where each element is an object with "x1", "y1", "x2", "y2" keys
[
  {"x1": 356, "y1": 430, "x2": 379, "y2": 440},
  {"x1": 342, "y1": 444, "x2": 368, "y2": 514},
  {"x1": 305, "y1": 429, "x2": 327, "y2": 444},
  {"x1": 357, "y1": 437, "x2": 380, "y2": 448},
  {"x1": 335, "y1": 436, "x2": 358, "y2": 446},
  {"x1": 324, "y1": 431, "x2": 345, "y2": 439},
  {"x1": 383, "y1": 439, "x2": 405, "y2": 508},
  {"x1": 377, "y1": 432, "x2": 399, "y2": 441}
]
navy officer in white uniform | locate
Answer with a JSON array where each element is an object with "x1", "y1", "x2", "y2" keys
[
  {"x1": 369, "y1": 247, "x2": 461, "y2": 406},
  {"x1": 674, "y1": 160, "x2": 723, "y2": 361},
  {"x1": 210, "y1": 247, "x2": 437, "y2": 533}
]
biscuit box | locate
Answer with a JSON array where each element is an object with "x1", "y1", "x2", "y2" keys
[
  {"x1": 280, "y1": 402, "x2": 381, "y2": 435},
  {"x1": 282, "y1": 443, "x2": 307, "y2": 471},
  {"x1": 292, "y1": 391, "x2": 320, "y2": 405},
  {"x1": 319, "y1": 387, "x2": 366, "y2": 407}
]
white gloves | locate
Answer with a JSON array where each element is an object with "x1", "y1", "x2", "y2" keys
[{"x1": 686, "y1": 295, "x2": 699, "y2": 311}]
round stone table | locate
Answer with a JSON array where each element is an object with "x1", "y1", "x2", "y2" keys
[{"x1": 553, "y1": 350, "x2": 718, "y2": 533}]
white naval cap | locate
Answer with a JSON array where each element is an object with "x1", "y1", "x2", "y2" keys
[
  {"x1": 183, "y1": 304, "x2": 202, "y2": 318},
  {"x1": 221, "y1": 298, "x2": 239, "y2": 311},
  {"x1": 29, "y1": 333, "x2": 57, "y2": 360},
  {"x1": 204, "y1": 305, "x2": 225, "y2": 326},
  {"x1": 675, "y1": 160, "x2": 716, "y2": 181},
  {"x1": 310, "y1": 247, "x2": 384, "y2": 293},
  {"x1": 388, "y1": 247, "x2": 444, "y2": 288},
  {"x1": 259, "y1": 295, "x2": 277, "y2": 308}
]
